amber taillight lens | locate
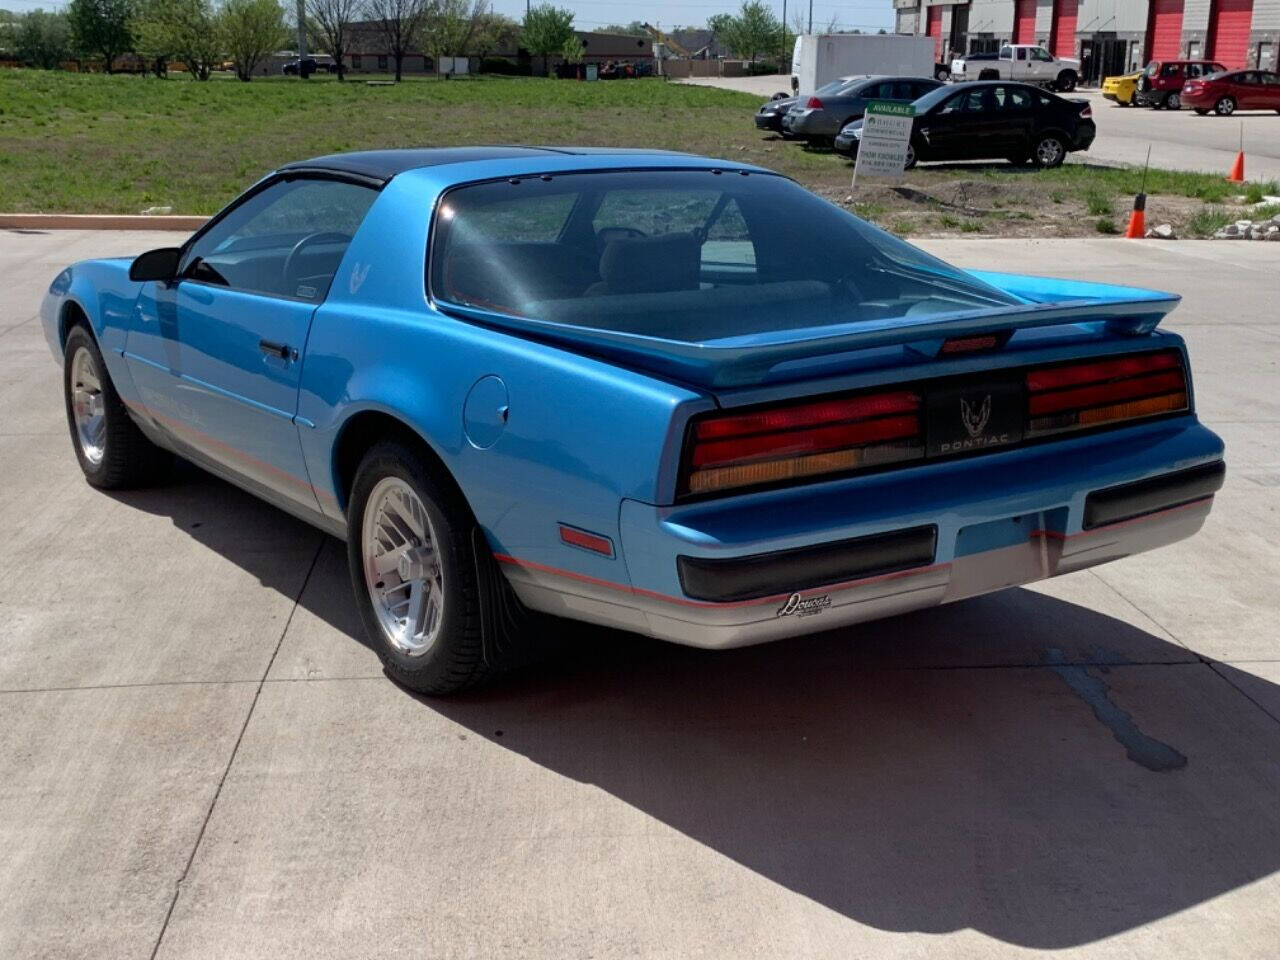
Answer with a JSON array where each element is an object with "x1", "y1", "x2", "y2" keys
[
  {"x1": 1025, "y1": 349, "x2": 1188, "y2": 437},
  {"x1": 681, "y1": 390, "x2": 924, "y2": 497}
]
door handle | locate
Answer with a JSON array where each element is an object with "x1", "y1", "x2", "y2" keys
[{"x1": 259, "y1": 339, "x2": 293, "y2": 360}]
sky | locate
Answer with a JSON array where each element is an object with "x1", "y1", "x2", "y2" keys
[{"x1": 3, "y1": 0, "x2": 897, "y2": 35}]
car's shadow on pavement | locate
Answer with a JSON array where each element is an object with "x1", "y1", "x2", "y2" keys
[{"x1": 113, "y1": 465, "x2": 1280, "y2": 950}]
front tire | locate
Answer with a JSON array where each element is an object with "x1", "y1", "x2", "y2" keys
[
  {"x1": 1032, "y1": 133, "x2": 1067, "y2": 168},
  {"x1": 1215, "y1": 96, "x2": 1236, "y2": 116},
  {"x1": 903, "y1": 142, "x2": 918, "y2": 170},
  {"x1": 347, "y1": 441, "x2": 491, "y2": 695},
  {"x1": 63, "y1": 324, "x2": 167, "y2": 488},
  {"x1": 1166, "y1": 92, "x2": 1181, "y2": 110}
]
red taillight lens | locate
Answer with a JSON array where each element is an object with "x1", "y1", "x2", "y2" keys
[
  {"x1": 806, "y1": 96, "x2": 824, "y2": 109},
  {"x1": 682, "y1": 390, "x2": 923, "y2": 496},
  {"x1": 1025, "y1": 350, "x2": 1188, "y2": 437},
  {"x1": 1080, "y1": 105, "x2": 1093, "y2": 118}
]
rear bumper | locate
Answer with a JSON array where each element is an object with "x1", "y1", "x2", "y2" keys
[{"x1": 502, "y1": 417, "x2": 1224, "y2": 649}]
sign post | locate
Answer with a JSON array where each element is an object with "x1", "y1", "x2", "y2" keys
[{"x1": 851, "y1": 101, "x2": 916, "y2": 189}]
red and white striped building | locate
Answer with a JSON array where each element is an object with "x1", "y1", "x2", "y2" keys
[{"x1": 894, "y1": 0, "x2": 1279, "y2": 83}]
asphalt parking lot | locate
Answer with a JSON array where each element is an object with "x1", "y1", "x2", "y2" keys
[
  {"x1": 2, "y1": 229, "x2": 1279, "y2": 959},
  {"x1": 685, "y1": 75, "x2": 1280, "y2": 180}
]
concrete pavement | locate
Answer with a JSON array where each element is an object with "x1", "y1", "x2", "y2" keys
[
  {"x1": 682, "y1": 75, "x2": 1280, "y2": 180},
  {"x1": 2, "y1": 230, "x2": 1279, "y2": 959}
]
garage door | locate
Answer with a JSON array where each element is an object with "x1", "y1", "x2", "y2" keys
[
  {"x1": 1207, "y1": 0, "x2": 1253, "y2": 69},
  {"x1": 927, "y1": 5, "x2": 944, "y2": 62},
  {"x1": 1051, "y1": 0, "x2": 1079, "y2": 59},
  {"x1": 1145, "y1": 0, "x2": 1184, "y2": 63},
  {"x1": 1014, "y1": 0, "x2": 1037, "y2": 44}
]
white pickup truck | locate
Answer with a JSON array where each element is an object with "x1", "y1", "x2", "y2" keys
[{"x1": 950, "y1": 45, "x2": 1080, "y2": 92}]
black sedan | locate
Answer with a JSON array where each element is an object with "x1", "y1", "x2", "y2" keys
[
  {"x1": 754, "y1": 77, "x2": 859, "y2": 136},
  {"x1": 835, "y1": 81, "x2": 1095, "y2": 169},
  {"x1": 782, "y1": 75, "x2": 944, "y2": 144}
]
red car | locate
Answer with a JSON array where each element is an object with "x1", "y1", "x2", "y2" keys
[
  {"x1": 1134, "y1": 60, "x2": 1227, "y2": 110},
  {"x1": 1182, "y1": 70, "x2": 1280, "y2": 116}
]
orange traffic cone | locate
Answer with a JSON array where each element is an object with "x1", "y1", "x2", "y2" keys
[
  {"x1": 1125, "y1": 192, "x2": 1146, "y2": 239},
  {"x1": 1226, "y1": 150, "x2": 1245, "y2": 183}
]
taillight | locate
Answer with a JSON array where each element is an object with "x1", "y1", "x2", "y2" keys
[
  {"x1": 806, "y1": 96, "x2": 824, "y2": 109},
  {"x1": 681, "y1": 389, "x2": 923, "y2": 497},
  {"x1": 1079, "y1": 105, "x2": 1093, "y2": 118},
  {"x1": 1025, "y1": 350, "x2": 1188, "y2": 437}
]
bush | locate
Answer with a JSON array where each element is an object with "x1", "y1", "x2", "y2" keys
[{"x1": 479, "y1": 56, "x2": 529, "y2": 75}]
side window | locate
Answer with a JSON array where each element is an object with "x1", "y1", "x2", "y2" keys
[
  {"x1": 1161, "y1": 63, "x2": 1182, "y2": 77},
  {"x1": 1186, "y1": 63, "x2": 1202, "y2": 77},
  {"x1": 961, "y1": 89, "x2": 991, "y2": 112},
  {"x1": 1032, "y1": 48, "x2": 1053, "y2": 62},
  {"x1": 1016, "y1": 48, "x2": 1028, "y2": 61},
  {"x1": 999, "y1": 45, "x2": 1013, "y2": 60},
  {"x1": 451, "y1": 193, "x2": 576, "y2": 243},
  {"x1": 938, "y1": 93, "x2": 968, "y2": 114},
  {"x1": 1003, "y1": 87, "x2": 1034, "y2": 110},
  {"x1": 182, "y1": 178, "x2": 378, "y2": 302},
  {"x1": 1239, "y1": 71, "x2": 1259, "y2": 85},
  {"x1": 1263, "y1": 73, "x2": 1280, "y2": 85}
]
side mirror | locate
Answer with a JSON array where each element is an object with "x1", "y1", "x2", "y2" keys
[{"x1": 128, "y1": 247, "x2": 182, "y2": 282}]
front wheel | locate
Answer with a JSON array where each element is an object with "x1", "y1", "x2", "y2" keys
[
  {"x1": 1032, "y1": 134, "x2": 1067, "y2": 168},
  {"x1": 63, "y1": 325, "x2": 167, "y2": 488},
  {"x1": 1215, "y1": 96, "x2": 1236, "y2": 116},
  {"x1": 347, "y1": 441, "x2": 491, "y2": 695},
  {"x1": 1166, "y1": 92, "x2": 1181, "y2": 110}
]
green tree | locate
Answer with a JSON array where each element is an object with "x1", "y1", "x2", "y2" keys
[
  {"x1": 560, "y1": 32, "x2": 582, "y2": 63},
  {"x1": 16, "y1": 9, "x2": 73, "y2": 68},
  {"x1": 470, "y1": 9, "x2": 518, "y2": 60},
  {"x1": 709, "y1": 0, "x2": 778, "y2": 65},
  {"x1": 362, "y1": 0, "x2": 431, "y2": 81},
  {"x1": 421, "y1": 0, "x2": 486, "y2": 76},
  {"x1": 67, "y1": 0, "x2": 135, "y2": 72},
  {"x1": 520, "y1": 2, "x2": 571, "y2": 76},
  {"x1": 134, "y1": 0, "x2": 221, "y2": 79},
  {"x1": 219, "y1": 0, "x2": 285, "y2": 80}
]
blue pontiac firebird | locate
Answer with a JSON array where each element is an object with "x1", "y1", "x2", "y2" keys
[{"x1": 43, "y1": 147, "x2": 1225, "y2": 693}]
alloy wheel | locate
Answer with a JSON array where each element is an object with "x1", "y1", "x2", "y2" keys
[
  {"x1": 1035, "y1": 137, "x2": 1065, "y2": 167},
  {"x1": 1216, "y1": 97, "x2": 1235, "y2": 116},
  {"x1": 69, "y1": 346, "x2": 106, "y2": 466},
  {"x1": 361, "y1": 477, "x2": 445, "y2": 657}
]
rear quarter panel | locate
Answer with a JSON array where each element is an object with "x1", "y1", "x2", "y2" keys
[{"x1": 296, "y1": 170, "x2": 711, "y2": 585}]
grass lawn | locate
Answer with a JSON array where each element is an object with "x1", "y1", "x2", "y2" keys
[{"x1": 1, "y1": 69, "x2": 1274, "y2": 237}]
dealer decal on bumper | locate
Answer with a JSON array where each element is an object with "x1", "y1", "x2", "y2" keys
[{"x1": 776, "y1": 593, "x2": 832, "y2": 618}]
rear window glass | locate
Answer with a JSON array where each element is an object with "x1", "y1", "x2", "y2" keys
[{"x1": 429, "y1": 170, "x2": 1018, "y2": 344}]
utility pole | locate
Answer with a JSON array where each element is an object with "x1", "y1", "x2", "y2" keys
[
  {"x1": 807, "y1": 0, "x2": 812, "y2": 34},
  {"x1": 781, "y1": 0, "x2": 786, "y2": 67},
  {"x1": 296, "y1": 0, "x2": 308, "y2": 77}
]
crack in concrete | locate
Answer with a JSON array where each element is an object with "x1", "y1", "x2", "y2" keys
[
  {"x1": 145, "y1": 535, "x2": 325, "y2": 960},
  {"x1": 1046, "y1": 648, "x2": 1188, "y2": 772}
]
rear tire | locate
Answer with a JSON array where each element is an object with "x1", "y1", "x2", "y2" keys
[
  {"x1": 347, "y1": 440, "x2": 493, "y2": 695},
  {"x1": 1215, "y1": 96, "x2": 1236, "y2": 116},
  {"x1": 1055, "y1": 70, "x2": 1077, "y2": 92},
  {"x1": 903, "y1": 142, "x2": 918, "y2": 170},
  {"x1": 62, "y1": 324, "x2": 168, "y2": 489},
  {"x1": 1032, "y1": 133, "x2": 1067, "y2": 169},
  {"x1": 1166, "y1": 92, "x2": 1181, "y2": 110}
]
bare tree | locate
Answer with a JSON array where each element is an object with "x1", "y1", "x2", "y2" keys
[
  {"x1": 306, "y1": 0, "x2": 359, "y2": 79},
  {"x1": 363, "y1": 0, "x2": 429, "y2": 81}
]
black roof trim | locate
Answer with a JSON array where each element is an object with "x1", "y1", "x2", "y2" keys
[{"x1": 276, "y1": 146, "x2": 693, "y2": 183}]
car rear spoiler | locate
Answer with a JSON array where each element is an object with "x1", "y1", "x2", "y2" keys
[{"x1": 442, "y1": 273, "x2": 1179, "y2": 389}]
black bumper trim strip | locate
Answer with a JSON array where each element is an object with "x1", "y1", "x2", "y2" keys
[
  {"x1": 677, "y1": 525, "x2": 938, "y2": 603},
  {"x1": 1084, "y1": 460, "x2": 1225, "y2": 530}
]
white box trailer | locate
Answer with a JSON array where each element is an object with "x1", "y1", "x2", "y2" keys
[{"x1": 790, "y1": 34, "x2": 937, "y2": 96}]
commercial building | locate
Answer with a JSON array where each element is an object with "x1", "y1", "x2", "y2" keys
[{"x1": 894, "y1": 0, "x2": 1280, "y2": 82}]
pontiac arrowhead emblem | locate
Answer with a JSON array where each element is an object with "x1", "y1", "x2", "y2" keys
[
  {"x1": 960, "y1": 394, "x2": 992, "y2": 438},
  {"x1": 349, "y1": 261, "x2": 371, "y2": 294}
]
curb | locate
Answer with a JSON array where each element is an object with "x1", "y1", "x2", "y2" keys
[{"x1": 0, "y1": 213, "x2": 208, "y2": 231}]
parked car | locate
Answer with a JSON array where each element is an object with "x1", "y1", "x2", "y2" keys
[
  {"x1": 1101, "y1": 70, "x2": 1142, "y2": 106},
  {"x1": 755, "y1": 78, "x2": 858, "y2": 135},
  {"x1": 1133, "y1": 60, "x2": 1226, "y2": 109},
  {"x1": 950, "y1": 45, "x2": 1080, "y2": 92},
  {"x1": 43, "y1": 147, "x2": 1223, "y2": 694},
  {"x1": 836, "y1": 82, "x2": 1095, "y2": 168},
  {"x1": 283, "y1": 57, "x2": 337, "y2": 76},
  {"x1": 782, "y1": 75, "x2": 944, "y2": 144},
  {"x1": 1182, "y1": 69, "x2": 1280, "y2": 116}
]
